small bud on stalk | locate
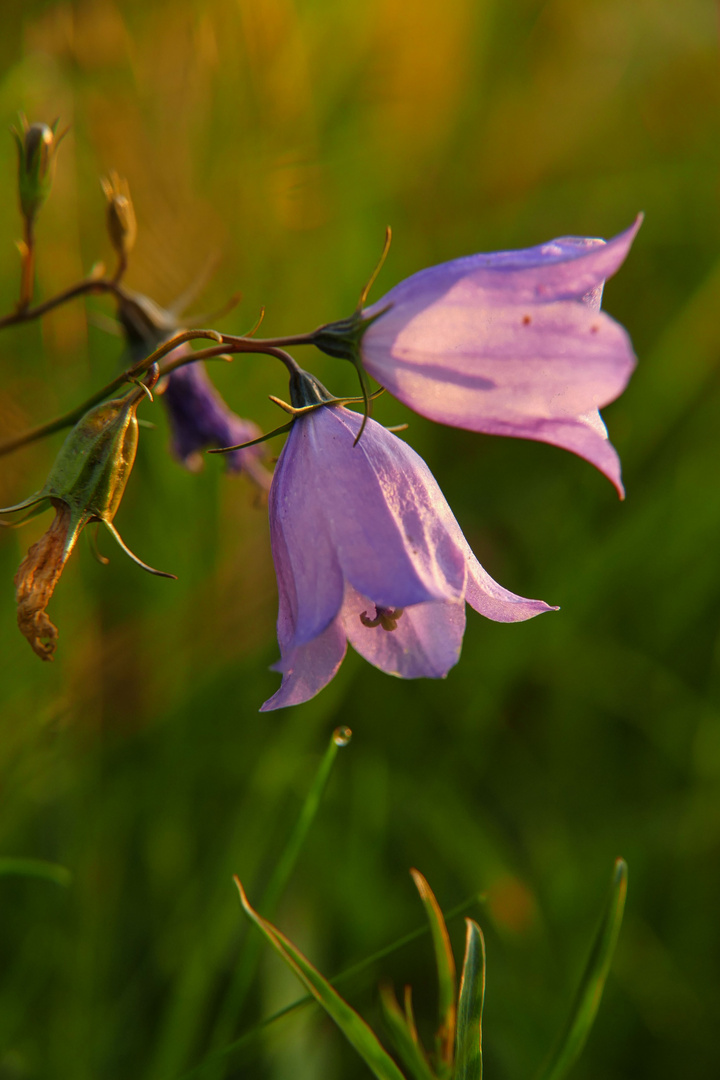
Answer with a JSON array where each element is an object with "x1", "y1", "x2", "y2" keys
[
  {"x1": 11, "y1": 115, "x2": 67, "y2": 310},
  {"x1": 12, "y1": 116, "x2": 65, "y2": 226},
  {"x1": 101, "y1": 171, "x2": 137, "y2": 280},
  {"x1": 1, "y1": 373, "x2": 175, "y2": 660}
]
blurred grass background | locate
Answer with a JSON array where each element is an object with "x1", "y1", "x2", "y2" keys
[{"x1": 0, "y1": 1, "x2": 718, "y2": 1077}]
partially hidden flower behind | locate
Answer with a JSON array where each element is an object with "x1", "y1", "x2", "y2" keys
[
  {"x1": 117, "y1": 291, "x2": 271, "y2": 490},
  {"x1": 0, "y1": 383, "x2": 175, "y2": 660},
  {"x1": 261, "y1": 370, "x2": 556, "y2": 711},
  {"x1": 314, "y1": 217, "x2": 642, "y2": 497},
  {"x1": 161, "y1": 354, "x2": 271, "y2": 489}
]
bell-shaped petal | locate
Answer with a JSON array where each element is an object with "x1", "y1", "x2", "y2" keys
[
  {"x1": 360, "y1": 217, "x2": 642, "y2": 496},
  {"x1": 261, "y1": 405, "x2": 555, "y2": 711}
]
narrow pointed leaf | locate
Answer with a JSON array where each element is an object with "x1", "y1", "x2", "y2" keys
[
  {"x1": 454, "y1": 920, "x2": 486, "y2": 1080},
  {"x1": 410, "y1": 869, "x2": 457, "y2": 1071},
  {"x1": 379, "y1": 983, "x2": 437, "y2": 1080},
  {"x1": 235, "y1": 878, "x2": 407, "y2": 1080},
  {"x1": 537, "y1": 858, "x2": 628, "y2": 1080}
]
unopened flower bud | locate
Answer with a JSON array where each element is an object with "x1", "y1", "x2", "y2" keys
[
  {"x1": 101, "y1": 171, "x2": 137, "y2": 264},
  {"x1": 12, "y1": 116, "x2": 65, "y2": 225},
  {"x1": 1, "y1": 381, "x2": 174, "y2": 660}
]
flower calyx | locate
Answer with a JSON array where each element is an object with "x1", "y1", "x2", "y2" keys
[
  {"x1": 207, "y1": 369, "x2": 386, "y2": 457},
  {"x1": 1, "y1": 379, "x2": 175, "y2": 660}
]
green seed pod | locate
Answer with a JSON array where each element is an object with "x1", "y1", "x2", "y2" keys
[
  {"x1": 44, "y1": 389, "x2": 142, "y2": 525},
  {"x1": 1, "y1": 379, "x2": 175, "y2": 661}
]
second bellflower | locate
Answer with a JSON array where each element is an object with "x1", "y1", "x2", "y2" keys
[
  {"x1": 262, "y1": 395, "x2": 554, "y2": 711},
  {"x1": 318, "y1": 217, "x2": 641, "y2": 496}
]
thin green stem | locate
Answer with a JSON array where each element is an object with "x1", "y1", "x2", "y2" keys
[
  {"x1": 17, "y1": 217, "x2": 35, "y2": 312},
  {"x1": 202, "y1": 728, "x2": 351, "y2": 1080}
]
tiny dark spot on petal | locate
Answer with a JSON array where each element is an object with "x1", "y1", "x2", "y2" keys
[
  {"x1": 522, "y1": 315, "x2": 531, "y2": 325},
  {"x1": 590, "y1": 325, "x2": 599, "y2": 334}
]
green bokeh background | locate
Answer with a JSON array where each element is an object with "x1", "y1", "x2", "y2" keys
[{"x1": 0, "y1": 2, "x2": 718, "y2": 1078}]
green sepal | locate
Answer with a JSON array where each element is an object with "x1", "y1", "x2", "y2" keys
[
  {"x1": 454, "y1": 920, "x2": 486, "y2": 1080},
  {"x1": 235, "y1": 878, "x2": 407, "y2": 1080},
  {"x1": 537, "y1": 858, "x2": 628, "y2": 1080},
  {"x1": 0, "y1": 492, "x2": 50, "y2": 527},
  {"x1": 103, "y1": 520, "x2": 177, "y2": 579}
]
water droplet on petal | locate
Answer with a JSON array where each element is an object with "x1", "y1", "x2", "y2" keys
[{"x1": 333, "y1": 726, "x2": 352, "y2": 747}]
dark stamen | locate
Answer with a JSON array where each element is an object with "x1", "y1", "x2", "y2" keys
[{"x1": 359, "y1": 606, "x2": 405, "y2": 632}]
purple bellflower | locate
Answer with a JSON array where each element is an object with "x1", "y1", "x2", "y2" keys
[
  {"x1": 161, "y1": 356, "x2": 271, "y2": 489},
  {"x1": 315, "y1": 217, "x2": 641, "y2": 496},
  {"x1": 261, "y1": 383, "x2": 555, "y2": 711}
]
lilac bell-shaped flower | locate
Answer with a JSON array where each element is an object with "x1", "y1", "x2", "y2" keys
[
  {"x1": 261, "y1": 370, "x2": 555, "y2": 711},
  {"x1": 313, "y1": 217, "x2": 642, "y2": 496}
]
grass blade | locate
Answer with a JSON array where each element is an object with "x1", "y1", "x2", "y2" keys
[
  {"x1": 205, "y1": 726, "x2": 352, "y2": 1077},
  {"x1": 177, "y1": 892, "x2": 482, "y2": 1080},
  {"x1": 379, "y1": 982, "x2": 437, "y2": 1080},
  {"x1": 0, "y1": 857, "x2": 72, "y2": 886},
  {"x1": 454, "y1": 919, "x2": 486, "y2": 1080},
  {"x1": 235, "y1": 878, "x2": 407, "y2": 1080},
  {"x1": 537, "y1": 858, "x2": 628, "y2": 1080},
  {"x1": 410, "y1": 869, "x2": 457, "y2": 1073}
]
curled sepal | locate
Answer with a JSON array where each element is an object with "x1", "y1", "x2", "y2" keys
[
  {"x1": 88, "y1": 523, "x2": 110, "y2": 566},
  {"x1": 379, "y1": 982, "x2": 437, "y2": 1080},
  {"x1": 234, "y1": 878, "x2": 406, "y2": 1080},
  {"x1": 537, "y1": 858, "x2": 628, "y2": 1080},
  {"x1": 410, "y1": 869, "x2": 457, "y2": 1077},
  {"x1": 359, "y1": 227, "x2": 393, "y2": 309},
  {"x1": 454, "y1": 920, "x2": 486, "y2": 1080},
  {"x1": 0, "y1": 493, "x2": 50, "y2": 528},
  {"x1": 103, "y1": 520, "x2": 177, "y2": 579},
  {"x1": 309, "y1": 228, "x2": 394, "y2": 360},
  {"x1": 207, "y1": 420, "x2": 294, "y2": 455}
]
